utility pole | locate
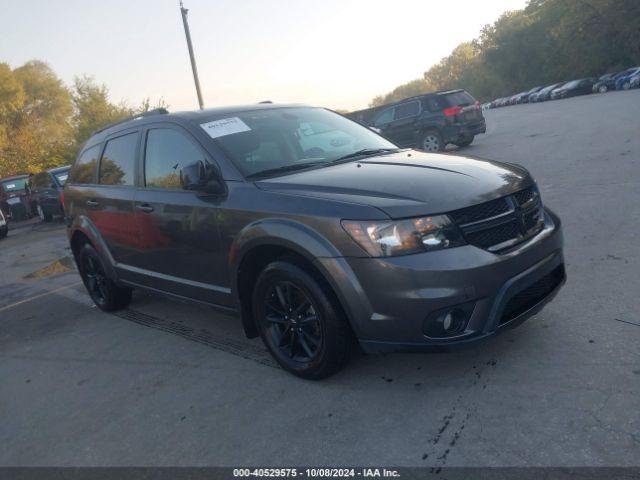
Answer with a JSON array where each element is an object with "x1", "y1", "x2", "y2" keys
[{"x1": 180, "y1": 1, "x2": 205, "y2": 110}]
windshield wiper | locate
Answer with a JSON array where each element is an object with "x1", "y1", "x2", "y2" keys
[
  {"x1": 246, "y1": 161, "x2": 328, "y2": 180},
  {"x1": 332, "y1": 148, "x2": 401, "y2": 163}
]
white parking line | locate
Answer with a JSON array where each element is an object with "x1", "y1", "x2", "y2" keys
[{"x1": 0, "y1": 282, "x2": 83, "y2": 314}]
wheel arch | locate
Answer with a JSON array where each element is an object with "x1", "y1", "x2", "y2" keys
[
  {"x1": 230, "y1": 219, "x2": 360, "y2": 339},
  {"x1": 68, "y1": 215, "x2": 118, "y2": 281}
]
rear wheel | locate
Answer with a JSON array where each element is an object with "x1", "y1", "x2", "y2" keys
[
  {"x1": 78, "y1": 243, "x2": 132, "y2": 311},
  {"x1": 420, "y1": 130, "x2": 444, "y2": 152},
  {"x1": 598, "y1": 85, "x2": 608, "y2": 93},
  {"x1": 252, "y1": 260, "x2": 351, "y2": 379},
  {"x1": 622, "y1": 81, "x2": 631, "y2": 90},
  {"x1": 454, "y1": 136, "x2": 474, "y2": 148},
  {"x1": 36, "y1": 204, "x2": 52, "y2": 222}
]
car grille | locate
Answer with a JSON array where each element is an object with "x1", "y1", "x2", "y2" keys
[
  {"x1": 449, "y1": 185, "x2": 544, "y2": 253},
  {"x1": 499, "y1": 265, "x2": 565, "y2": 325}
]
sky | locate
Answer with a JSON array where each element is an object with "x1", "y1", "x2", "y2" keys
[{"x1": 0, "y1": 0, "x2": 528, "y2": 112}]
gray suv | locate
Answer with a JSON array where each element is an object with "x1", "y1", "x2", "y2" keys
[{"x1": 64, "y1": 105, "x2": 565, "y2": 379}]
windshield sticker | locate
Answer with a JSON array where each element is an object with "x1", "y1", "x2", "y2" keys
[{"x1": 200, "y1": 117, "x2": 251, "y2": 139}]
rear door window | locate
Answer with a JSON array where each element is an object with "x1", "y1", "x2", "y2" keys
[
  {"x1": 394, "y1": 101, "x2": 420, "y2": 120},
  {"x1": 144, "y1": 128, "x2": 206, "y2": 189},
  {"x1": 99, "y1": 133, "x2": 138, "y2": 186},
  {"x1": 69, "y1": 145, "x2": 101, "y2": 184}
]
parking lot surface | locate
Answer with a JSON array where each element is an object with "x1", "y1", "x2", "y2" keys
[{"x1": 1, "y1": 90, "x2": 639, "y2": 467}]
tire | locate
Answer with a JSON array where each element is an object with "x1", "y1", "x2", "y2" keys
[
  {"x1": 419, "y1": 130, "x2": 444, "y2": 152},
  {"x1": 36, "y1": 204, "x2": 52, "y2": 222},
  {"x1": 0, "y1": 227, "x2": 7, "y2": 239},
  {"x1": 77, "y1": 243, "x2": 132, "y2": 311},
  {"x1": 622, "y1": 82, "x2": 631, "y2": 90},
  {"x1": 598, "y1": 85, "x2": 608, "y2": 93},
  {"x1": 453, "y1": 136, "x2": 474, "y2": 148},
  {"x1": 252, "y1": 260, "x2": 352, "y2": 379}
]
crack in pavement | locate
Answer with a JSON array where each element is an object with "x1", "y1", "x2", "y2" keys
[{"x1": 422, "y1": 357, "x2": 500, "y2": 475}]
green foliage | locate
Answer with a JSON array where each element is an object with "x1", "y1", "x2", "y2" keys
[
  {"x1": 0, "y1": 61, "x2": 168, "y2": 178},
  {"x1": 370, "y1": 0, "x2": 640, "y2": 107}
]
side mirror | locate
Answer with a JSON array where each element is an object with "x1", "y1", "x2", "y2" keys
[
  {"x1": 180, "y1": 161, "x2": 225, "y2": 194},
  {"x1": 369, "y1": 126, "x2": 382, "y2": 134}
]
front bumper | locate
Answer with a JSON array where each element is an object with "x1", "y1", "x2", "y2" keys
[{"x1": 316, "y1": 208, "x2": 565, "y2": 353}]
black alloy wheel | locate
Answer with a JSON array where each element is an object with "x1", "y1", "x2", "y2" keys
[
  {"x1": 263, "y1": 280, "x2": 322, "y2": 362},
  {"x1": 78, "y1": 244, "x2": 132, "y2": 311},
  {"x1": 253, "y1": 260, "x2": 352, "y2": 379}
]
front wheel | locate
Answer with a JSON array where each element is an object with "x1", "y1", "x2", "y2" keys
[
  {"x1": 252, "y1": 260, "x2": 352, "y2": 379},
  {"x1": 453, "y1": 136, "x2": 474, "y2": 148},
  {"x1": 622, "y1": 82, "x2": 631, "y2": 90},
  {"x1": 419, "y1": 130, "x2": 444, "y2": 152},
  {"x1": 598, "y1": 85, "x2": 608, "y2": 93},
  {"x1": 78, "y1": 243, "x2": 132, "y2": 311}
]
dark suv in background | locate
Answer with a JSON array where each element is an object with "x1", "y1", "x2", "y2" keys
[
  {"x1": 347, "y1": 90, "x2": 486, "y2": 152},
  {"x1": 0, "y1": 174, "x2": 31, "y2": 221},
  {"x1": 64, "y1": 105, "x2": 564, "y2": 379},
  {"x1": 28, "y1": 166, "x2": 70, "y2": 222}
]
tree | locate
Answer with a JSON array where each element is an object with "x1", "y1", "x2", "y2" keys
[
  {"x1": 367, "y1": 0, "x2": 640, "y2": 107},
  {"x1": 0, "y1": 61, "x2": 73, "y2": 177},
  {"x1": 71, "y1": 76, "x2": 134, "y2": 149},
  {"x1": 0, "y1": 61, "x2": 170, "y2": 178}
]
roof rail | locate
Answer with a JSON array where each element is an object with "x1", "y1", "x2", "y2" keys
[{"x1": 91, "y1": 108, "x2": 169, "y2": 136}]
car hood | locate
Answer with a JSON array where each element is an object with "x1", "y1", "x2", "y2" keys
[{"x1": 255, "y1": 151, "x2": 533, "y2": 219}]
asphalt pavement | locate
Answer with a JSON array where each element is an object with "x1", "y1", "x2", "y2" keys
[{"x1": 1, "y1": 90, "x2": 639, "y2": 467}]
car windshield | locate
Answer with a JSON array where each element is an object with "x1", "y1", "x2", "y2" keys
[
  {"x1": 202, "y1": 107, "x2": 397, "y2": 179},
  {"x1": 563, "y1": 80, "x2": 581, "y2": 88},
  {"x1": 54, "y1": 170, "x2": 69, "y2": 186},
  {"x1": 1, "y1": 178, "x2": 27, "y2": 192}
]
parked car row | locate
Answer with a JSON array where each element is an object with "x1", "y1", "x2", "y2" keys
[
  {"x1": 0, "y1": 165, "x2": 70, "y2": 223},
  {"x1": 489, "y1": 66, "x2": 640, "y2": 108}
]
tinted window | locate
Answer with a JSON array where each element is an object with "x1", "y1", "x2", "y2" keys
[
  {"x1": 69, "y1": 145, "x2": 101, "y2": 184},
  {"x1": 54, "y1": 170, "x2": 69, "y2": 186},
  {"x1": 1, "y1": 177, "x2": 27, "y2": 192},
  {"x1": 394, "y1": 101, "x2": 420, "y2": 120},
  {"x1": 429, "y1": 91, "x2": 476, "y2": 111},
  {"x1": 145, "y1": 129, "x2": 205, "y2": 189},
  {"x1": 99, "y1": 133, "x2": 138, "y2": 186},
  {"x1": 373, "y1": 108, "x2": 394, "y2": 126}
]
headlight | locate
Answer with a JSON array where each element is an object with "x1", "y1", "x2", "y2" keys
[{"x1": 341, "y1": 215, "x2": 465, "y2": 257}]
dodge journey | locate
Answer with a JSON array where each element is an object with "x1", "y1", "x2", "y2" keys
[{"x1": 64, "y1": 104, "x2": 565, "y2": 379}]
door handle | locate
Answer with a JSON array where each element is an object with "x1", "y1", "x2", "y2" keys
[
  {"x1": 86, "y1": 199, "x2": 99, "y2": 207},
  {"x1": 136, "y1": 204, "x2": 154, "y2": 213}
]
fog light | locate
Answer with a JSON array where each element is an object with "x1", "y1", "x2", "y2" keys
[
  {"x1": 443, "y1": 312, "x2": 453, "y2": 331},
  {"x1": 423, "y1": 302, "x2": 475, "y2": 339}
]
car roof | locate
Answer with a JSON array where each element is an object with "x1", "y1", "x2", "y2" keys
[
  {"x1": 1, "y1": 174, "x2": 29, "y2": 181},
  {"x1": 47, "y1": 166, "x2": 71, "y2": 174},
  {"x1": 87, "y1": 103, "x2": 310, "y2": 143}
]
